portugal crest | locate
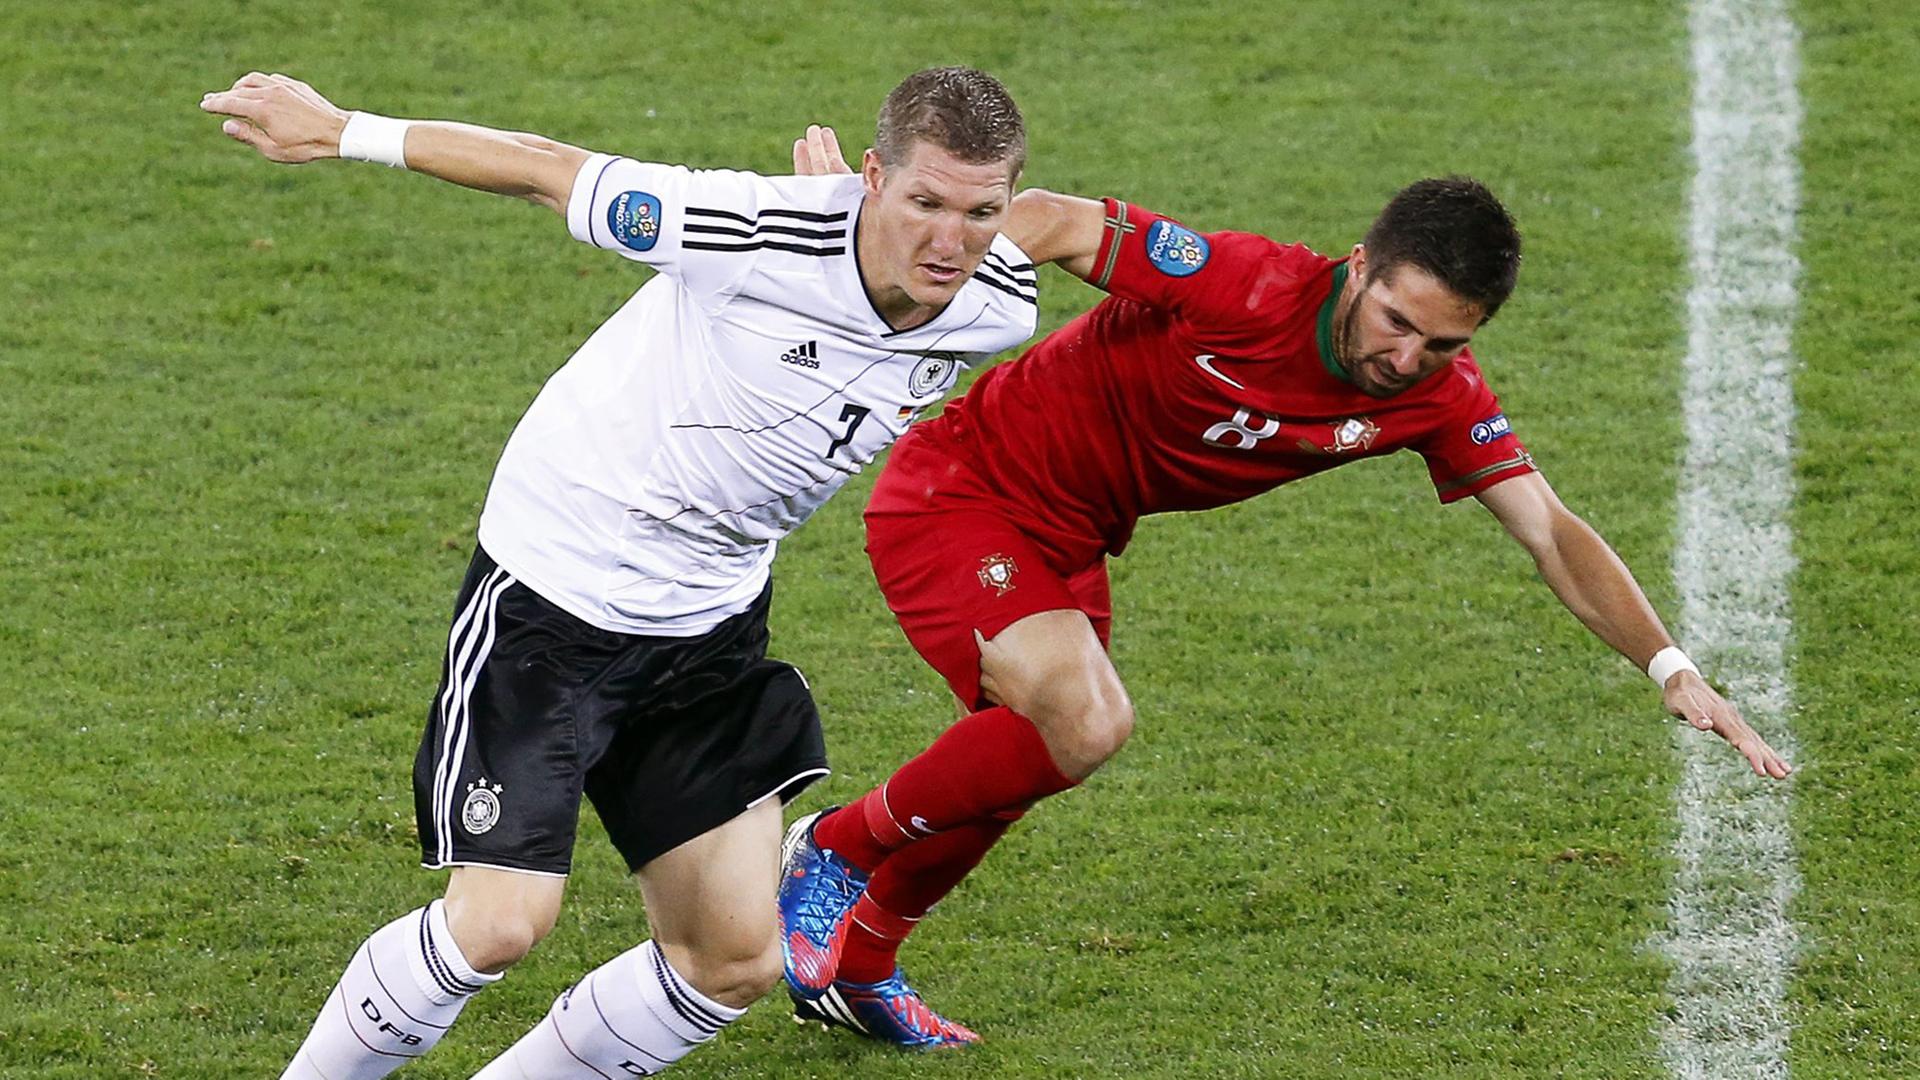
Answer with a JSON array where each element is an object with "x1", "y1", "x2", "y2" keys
[
  {"x1": 976, "y1": 554, "x2": 1018, "y2": 596},
  {"x1": 1327, "y1": 417, "x2": 1381, "y2": 453}
]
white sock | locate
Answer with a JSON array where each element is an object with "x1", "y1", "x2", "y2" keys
[
  {"x1": 473, "y1": 940, "x2": 744, "y2": 1078},
  {"x1": 281, "y1": 900, "x2": 501, "y2": 1080}
]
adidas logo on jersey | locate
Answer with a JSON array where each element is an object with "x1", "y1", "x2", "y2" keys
[{"x1": 779, "y1": 341, "x2": 820, "y2": 369}]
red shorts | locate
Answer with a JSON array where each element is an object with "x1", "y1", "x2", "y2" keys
[{"x1": 864, "y1": 432, "x2": 1111, "y2": 709}]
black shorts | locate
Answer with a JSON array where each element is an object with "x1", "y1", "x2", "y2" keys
[{"x1": 413, "y1": 546, "x2": 828, "y2": 876}]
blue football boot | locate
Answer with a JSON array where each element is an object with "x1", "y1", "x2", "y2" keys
[
  {"x1": 777, "y1": 808, "x2": 870, "y2": 1000},
  {"x1": 789, "y1": 969, "x2": 981, "y2": 1050}
]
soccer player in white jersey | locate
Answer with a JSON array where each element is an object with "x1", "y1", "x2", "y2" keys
[{"x1": 199, "y1": 67, "x2": 1038, "y2": 1078}]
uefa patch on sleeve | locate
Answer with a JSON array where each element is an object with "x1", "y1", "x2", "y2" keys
[
  {"x1": 1144, "y1": 219, "x2": 1209, "y2": 277},
  {"x1": 608, "y1": 190, "x2": 662, "y2": 252},
  {"x1": 1470, "y1": 412, "x2": 1513, "y2": 445}
]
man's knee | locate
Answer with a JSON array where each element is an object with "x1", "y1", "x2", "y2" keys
[
  {"x1": 443, "y1": 870, "x2": 565, "y2": 973},
  {"x1": 1064, "y1": 695, "x2": 1136, "y2": 776},
  {"x1": 661, "y1": 933, "x2": 783, "y2": 1008},
  {"x1": 1020, "y1": 683, "x2": 1134, "y2": 780},
  {"x1": 979, "y1": 611, "x2": 1133, "y2": 780},
  {"x1": 1092, "y1": 696, "x2": 1136, "y2": 761}
]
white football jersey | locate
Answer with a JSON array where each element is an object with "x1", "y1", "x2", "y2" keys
[{"x1": 477, "y1": 154, "x2": 1038, "y2": 635}]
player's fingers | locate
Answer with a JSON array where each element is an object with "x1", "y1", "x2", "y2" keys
[
  {"x1": 818, "y1": 125, "x2": 848, "y2": 173},
  {"x1": 1712, "y1": 706, "x2": 1756, "y2": 749},
  {"x1": 200, "y1": 94, "x2": 243, "y2": 119},
  {"x1": 1719, "y1": 713, "x2": 1790, "y2": 778},
  {"x1": 201, "y1": 89, "x2": 268, "y2": 120},
  {"x1": 1735, "y1": 723, "x2": 1793, "y2": 779},
  {"x1": 792, "y1": 137, "x2": 808, "y2": 175},
  {"x1": 804, "y1": 124, "x2": 831, "y2": 172},
  {"x1": 1746, "y1": 740, "x2": 1786, "y2": 779},
  {"x1": 220, "y1": 117, "x2": 270, "y2": 153}
]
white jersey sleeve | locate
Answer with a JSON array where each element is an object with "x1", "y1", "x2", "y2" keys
[{"x1": 566, "y1": 154, "x2": 847, "y2": 306}]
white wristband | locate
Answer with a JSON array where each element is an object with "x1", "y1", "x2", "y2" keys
[
  {"x1": 338, "y1": 112, "x2": 412, "y2": 169},
  {"x1": 1646, "y1": 646, "x2": 1700, "y2": 687}
]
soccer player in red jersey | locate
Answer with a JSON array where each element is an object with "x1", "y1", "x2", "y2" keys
[{"x1": 777, "y1": 130, "x2": 1792, "y2": 1047}]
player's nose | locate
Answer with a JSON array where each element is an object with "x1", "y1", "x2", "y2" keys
[
  {"x1": 1389, "y1": 341, "x2": 1424, "y2": 376},
  {"x1": 928, "y1": 213, "x2": 964, "y2": 258}
]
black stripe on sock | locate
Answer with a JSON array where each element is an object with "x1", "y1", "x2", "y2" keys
[
  {"x1": 419, "y1": 909, "x2": 481, "y2": 997},
  {"x1": 649, "y1": 947, "x2": 724, "y2": 1035}
]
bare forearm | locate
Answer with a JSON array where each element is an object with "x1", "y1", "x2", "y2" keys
[
  {"x1": 397, "y1": 122, "x2": 591, "y2": 214},
  {"x1": 1532, "y1": 512, "x2": 1673, "y2": 668}
]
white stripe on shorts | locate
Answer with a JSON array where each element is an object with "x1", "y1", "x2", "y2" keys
[{"x1": 430, "y1": 566, "x2": 514, "y2": 866}]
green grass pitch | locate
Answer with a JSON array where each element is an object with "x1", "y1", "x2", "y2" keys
[{"x1": 1, "y1": 1, "x2": 1914, "y2": 1076}]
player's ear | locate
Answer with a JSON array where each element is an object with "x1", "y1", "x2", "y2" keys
[
  {"x1": 1348, "y1": 243, "x2": 1368, "y2": 281},
  {"x1": 861, "y1": 148, "x2": 885, "y2": 197}
]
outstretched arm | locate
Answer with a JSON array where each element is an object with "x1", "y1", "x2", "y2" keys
[
  {"x1": 790, "y1": 124, "x2": 1105, "y2": 275},
  {"x1": 1476, "y1": 471, "x2": 1791, "y2": 778},
  {"x1": 200, "y1": 72, "x2": 590, "y2": 214}
]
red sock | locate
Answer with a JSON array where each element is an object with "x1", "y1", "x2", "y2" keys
[
  {"x1": 812, "y1": 706, "x2": 1072, "y2": 872},
  {"x1": 838, "y1": 812, "x2": 1023, "y2": 984}
]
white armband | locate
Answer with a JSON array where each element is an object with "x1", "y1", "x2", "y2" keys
[
  {"x1": 339, "y1": 112, "x2": 412, "y2": 169},
  {"x1": 1646, "y1": 646, "x2": 1700, "y2": 687}
]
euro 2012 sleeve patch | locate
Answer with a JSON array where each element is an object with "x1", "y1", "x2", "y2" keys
[
  {"x1": 608, "y1": 190, "x2": 663, "y2": 252},
  {"x1": 1144, "y1": 219, "x2": 1209, "y2": 277}
]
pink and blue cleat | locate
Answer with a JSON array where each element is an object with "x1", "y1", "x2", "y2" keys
[
  {"x1": 788, "y1": 969, "x2": 981, "y2": 1050},
  {"x1": 777, "y1": 808, "x2": 870, "y2": 999}
]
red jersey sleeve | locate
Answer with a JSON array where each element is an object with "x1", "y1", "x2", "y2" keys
[
  {"x1": 1415, "y1": 360, "x2": 1539, "y2": 503},
  {"x1": 1090, "y1": 199, "x2": 1329, "y2": 355}
]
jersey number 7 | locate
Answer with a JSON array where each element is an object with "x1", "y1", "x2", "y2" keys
[{"x1": 825, "y1": 403, "x2": 871, "y2": 459}]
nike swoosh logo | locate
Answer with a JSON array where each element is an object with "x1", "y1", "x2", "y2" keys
[
  {"x1": 910, "y1": 815, "x2": 933, "y2": 835},
  {"x1": 1194, "y1": 353, "x2": 1245, "y2": 389}
]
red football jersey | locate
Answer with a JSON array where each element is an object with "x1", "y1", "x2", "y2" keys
[{"x1": 917, "y1": 199, "x2": 1538, "y2": 567}]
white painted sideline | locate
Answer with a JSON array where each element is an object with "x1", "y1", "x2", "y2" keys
[{"x1": 1659, "y1": 0, "x2": 1802, "y2": 1077}]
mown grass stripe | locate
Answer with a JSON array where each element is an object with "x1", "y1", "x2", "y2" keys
[{"x1": 1661, "y1": 0, "x2": 1804, "y2": 1076}]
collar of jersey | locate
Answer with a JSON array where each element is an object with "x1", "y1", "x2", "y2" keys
[{"x1": 1315, "y1": 261, "x2": 1352, "y2": 384}]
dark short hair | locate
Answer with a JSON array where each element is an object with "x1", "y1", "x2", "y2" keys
[
  {"x1": 1362, "y1": 177, "x2": 1522, "y2": 320},
  {"x1": 875, "y1": 67, "x2": 1026, "y2": 178}
]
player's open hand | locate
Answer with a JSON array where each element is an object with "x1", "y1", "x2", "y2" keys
[
  {"x1": 791, "y1": 124, "x2": 853, "y2": 177},
  {"x1": 1664, "y1": 670, "x2": 1792, "y2": 779},
  {"x1": 200, "y1": 72, "x2": 350, "y2": 164}
]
